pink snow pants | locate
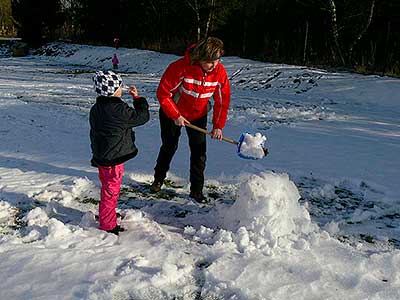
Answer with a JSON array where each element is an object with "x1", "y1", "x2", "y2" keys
[{"x1": 98, "y1": 163, "x2": 124, "y2": 231}]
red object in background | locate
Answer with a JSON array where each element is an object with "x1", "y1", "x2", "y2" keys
[{"x1": 113, "y1": 37, "x2": 120, "y2": 49}]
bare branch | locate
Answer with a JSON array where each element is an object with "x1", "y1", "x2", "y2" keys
[{"x1": 348, "y1": 0, "x2": 376, "y2": 58}]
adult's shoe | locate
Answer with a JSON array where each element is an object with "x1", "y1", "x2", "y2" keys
[
  {"x1": 150, "y1": 180, "x2": 163, "y2": 193},
  {"x1": 189, "y1": 191, "x2": 207, "y2": 204}
]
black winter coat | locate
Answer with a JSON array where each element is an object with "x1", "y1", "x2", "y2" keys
[{"x1": 90, "y1": 95, "x2": 150, "y2": 167}]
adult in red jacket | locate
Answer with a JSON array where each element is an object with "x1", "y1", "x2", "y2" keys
[{"x1": 150, "y1": 37, "x2": 231, "y2": 202}]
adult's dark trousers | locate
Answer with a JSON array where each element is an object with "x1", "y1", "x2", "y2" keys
[{"x1": 154, "y1": 109, "x2": 207, "y2": 193}]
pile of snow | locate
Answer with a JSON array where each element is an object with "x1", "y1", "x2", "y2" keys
[
  {"x1": 223, "y1": 172, "x2": 315, "y2": 240},
  {"x1": 186, "y1": 172, "x2": 317, "y2": 253},
  {"x1": 183, "y1": 172, "x2": 400, "y2": 300}
]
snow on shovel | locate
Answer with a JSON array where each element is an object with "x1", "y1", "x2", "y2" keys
[{"x1": 186, "y1": 123, "x2": 268, "y2": 160}]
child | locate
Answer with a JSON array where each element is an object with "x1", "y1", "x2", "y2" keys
[
  {"x1": 112, "y1": 53, "x2": 119, "y2": 70},
  {"x1": 113, "y1": 37, "x2": 120, "y2": 49},
  {"x1": 90, "y1": 70, "x2": 149, "y2": 235}
]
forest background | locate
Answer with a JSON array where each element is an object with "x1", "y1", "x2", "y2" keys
[{"x1": 1, "y1": 0, "x2": 399, "y2": 76}]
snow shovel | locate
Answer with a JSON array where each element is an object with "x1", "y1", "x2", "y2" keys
[{"x1": 185, "y1": 123, "x2": 268, "y2": 160}]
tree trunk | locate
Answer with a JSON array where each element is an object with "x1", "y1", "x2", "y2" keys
[
  {"x1": 204, "y1": 0, "x2": 215, "y2": 37},
  {"x1": 382, "y1": 21, "x2": 391, "y2": 75},
  {"x1": 242, "y1": 18, "x2": 247, "y2": 55},
  {"x1": 328, "y1": 0, "x2": 345, "y2": 65},
  {"x1": 186, "y1": 0, "x2": 202, "y2": 40},
  {"x1": 348, "y1": 0, "x2": 375, "y2": 62},
  {"x1": 196, "y1": 11, "x2": 201, "y2": 40},
  {"x1": 303, "y1": 20, "x2": 309, "y2": 63}
]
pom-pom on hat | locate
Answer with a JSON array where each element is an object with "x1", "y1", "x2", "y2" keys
[{"x1": 93, "y1": 70, "x2": 122, "y2": 97}]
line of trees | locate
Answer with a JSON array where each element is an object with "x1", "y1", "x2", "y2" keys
[{"x1": 3, "y1": 0, "x2": 400, "y2": 75}]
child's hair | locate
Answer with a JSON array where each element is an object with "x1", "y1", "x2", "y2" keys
[{"x1": 190, "y1": 37, "x2": 224, "y2": 63}]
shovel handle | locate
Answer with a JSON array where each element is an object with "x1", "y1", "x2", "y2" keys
[{"x1": 185, "y1": 123, "x2": 238, "y2": 146}]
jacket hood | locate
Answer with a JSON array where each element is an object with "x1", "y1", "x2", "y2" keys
[{"x1": 184, "y1": 45, "x2": 194, "y2": 64}]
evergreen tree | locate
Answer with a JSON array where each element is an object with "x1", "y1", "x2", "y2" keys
[{"x1": 12, "y1": 0, "x2": 64, "y2": 45}]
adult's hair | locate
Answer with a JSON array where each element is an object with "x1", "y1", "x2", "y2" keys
[{"x1": 190, "y1": 37, "x2": 225, "y2": 63}]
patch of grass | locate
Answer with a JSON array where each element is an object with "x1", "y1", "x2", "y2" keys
[
  {"x1": 164, "y1": 178, "x2": 184, "y2": 189},
  {"x1": 75, "y1": 197, "x2": 99, "y2": 205},
  {"x1": 151, "y1": 191, "x2": 177, "y2": 200},
  {"x1": 360, "y1": 234, "x2": 374, "y2": 244}
]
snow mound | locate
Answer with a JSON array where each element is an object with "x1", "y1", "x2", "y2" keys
[
  {"x1": 221, "y1": 172, "x2": 317, "y2": 249},
  {"x1": 35, "y1": 42, "x2": 178, "y2": 75}
]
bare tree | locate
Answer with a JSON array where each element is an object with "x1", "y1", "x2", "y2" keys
[
  {"x1": 185, "y1": 0, "x2": 215, "y2": 40},
  {"x1": 303, "y1": 20, "x2": 309, "y2": 63},
  {"x1": 185, "y1": 0, "x2": 201, "y2": 40},
  {"x1": 185, "y1": 0, "x2": 236, "y2": 40},
  {"x1": 327, "y1": 0, "x2": 345, "y2": 64},
  {"x1": 204, "y1": 0, "x2": 215, "y2": 38},
  {"x1": 297, "y1": 0, "x2": 377, "y2": 65},
  {"x1": 348, "y1": 0, "x2": 375, "y2": 61}
]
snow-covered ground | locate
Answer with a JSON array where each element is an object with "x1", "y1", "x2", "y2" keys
[{"x1": 0, "y1": 42, "x2": 399, "y2": 299}]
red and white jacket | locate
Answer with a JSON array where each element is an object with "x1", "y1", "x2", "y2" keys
[{"x1": 157, "y1": 48, "x2": 230, "y2": 129}]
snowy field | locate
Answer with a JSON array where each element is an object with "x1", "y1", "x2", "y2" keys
[{"x1": 0, "y1": 42, "x2": 399, "y2": 299}]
